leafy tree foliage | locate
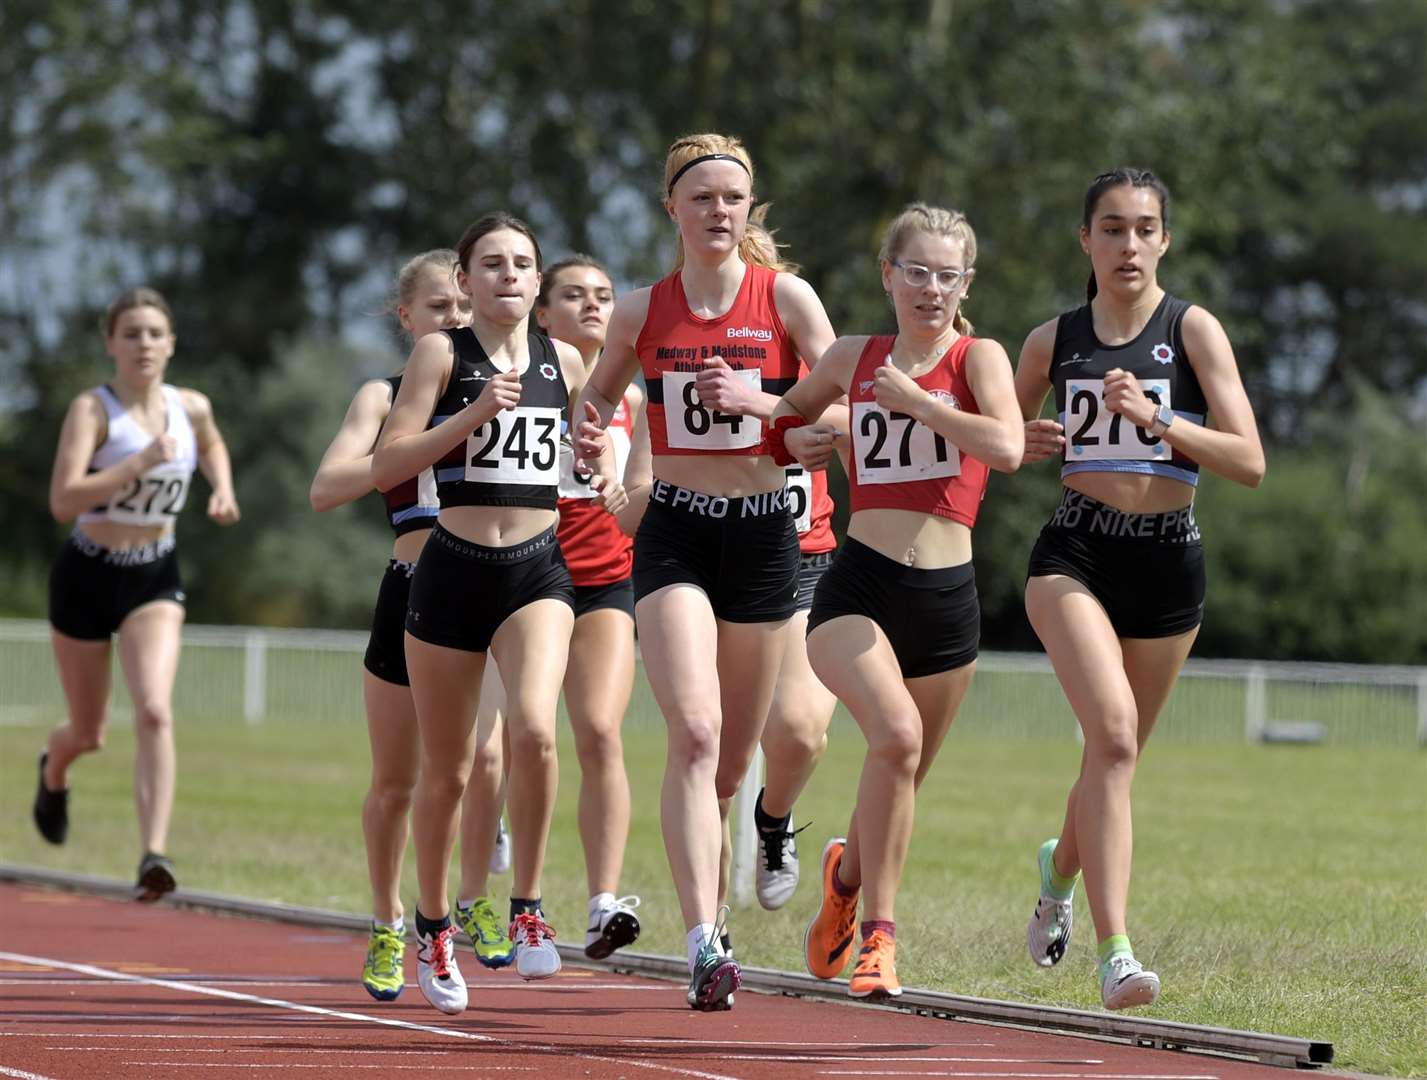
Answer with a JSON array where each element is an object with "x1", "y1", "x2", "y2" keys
[{"x1": 0, "y1": 0, "x2": 1422, "y2": 659}]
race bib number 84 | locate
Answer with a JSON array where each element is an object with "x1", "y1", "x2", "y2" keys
[
  {"x1": 662, "y1": 370, "x2": 762, "y2": 450},
  {"x1": 1066, "y1": 379, "x2": 1170, "y2": 461},
  {"x1": 852, "y1": 401, "x2": 960, "y2": 485},
  {"x1": 466, "y1": 406, "x2": 562, "y2": 485}
]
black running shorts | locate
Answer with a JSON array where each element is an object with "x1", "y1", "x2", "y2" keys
[
  {"x1": 807, "y1": 538, "x2": 979, "y2": 679},
  {"x1": 573, "y1": 577, "x2": 635, "y2": 620},
  {"x1": 49, "y1": 531, "x2": 185, "y2": 641},
  {"x1": 406, "y1": 524, "x2": 575, "y2": 654},
  {"x1": 364, "y1": 559, "x2": 416, "y2": 686},
  {"x1": 1027, "y1": 488, "x2": 1206, "y2": 639},
  {"x1": 632, "y1": 479, "x2": 800, "y2": 623},
  {"x1": 794, "y1": 551, "x2": 834, "y2": 615}
]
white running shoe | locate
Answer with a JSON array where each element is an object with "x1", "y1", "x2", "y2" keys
[
  {"x1": 510, "y1": 912, "x2": 562, "y2": 980},
  {"x1": 1028, "y1": 838, "x2": 1074, "y2": 967},
  {"x1": 415, "y1": 922, "x2": 467, "y2": 1015},
  {"x1": 489, "y1": 817, "x2": 512, "y2": 875},
  {"x1": 755, "y1": 813, "x2": 803, "y2": 910},
  {"x1": 585, "y1": 895, "x2": 641, "y2": 959},
  {"x1": 1101, "y1": 954, "x2": 1161, "y2": 1010}
]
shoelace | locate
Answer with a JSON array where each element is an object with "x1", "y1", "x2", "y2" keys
[
  {"x1": 696, "y1": 904, "x2": 734, "y2": 968},
  {"x1": 857, "y1": 931, "x2": 895, "y2": 975},
  {"x1": 369, "y1": 927, "x2": 403, "y2": 974},
  {"x1": 465, "y1": 901, "x2": 502, "y2": 943},
  {"x1": 1105, "y1": 954, "x2": 1142, "y2": 982},
  {"x1": 1039, "y1": 895, "x2": 1071, "y2": 932},
  {"x1": 511, "y1": 912, "x2": 555, "y2": 948},
  {"x1": 758, "y1": 821, "x2": 810, "y2": 871},
  {"x1": 427, "y1": 925, "x2": 457, "y2": 979}
]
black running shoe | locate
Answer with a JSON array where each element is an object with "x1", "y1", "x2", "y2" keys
[
  {"x1": 32, "y1": 753, "x2": 69, "y2": 845},
  {"x1": 135, "y1": 851, "x2": 177, "y2": 902}
]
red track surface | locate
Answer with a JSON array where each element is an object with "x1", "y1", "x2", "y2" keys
[{"x1": 0, "y1": 883, "x2": 1295, "y2": 1080}]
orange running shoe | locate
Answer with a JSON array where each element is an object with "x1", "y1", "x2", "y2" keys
[
  {"x1": 848, "y1": 929, "x2": 902, "y2": 999},
  {"x1": 803, "y1": 837, "x2": 859, "y2": 979}
]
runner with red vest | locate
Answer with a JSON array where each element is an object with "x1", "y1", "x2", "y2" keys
[
  {"x1": 770, "y1": 204, "x2": 1024, "y2": 1000},
  {"x1": 750, "y1": 349, "x2": 844, "y2": 913},
  {"x1": 574, "y1": 132, "x2": 837, "y2": 1011}
]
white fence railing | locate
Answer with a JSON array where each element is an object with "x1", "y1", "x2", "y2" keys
[{"x1": 1, "y1": 619, "x2": 1423, "y2": 745}]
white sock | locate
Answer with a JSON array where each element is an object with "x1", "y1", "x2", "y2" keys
[
  {"x1": 686, "y1": 923, "x2": 718, "y2": 971},
  {"x1": 454, "y1": 897, "x2": 476, "y2": 912},
  {"x1": 374, "y1": 916, "x2": 404, "y2": 935},
  {"x1": 589, "y1": 892, "x2": 615, "y2": 916}
]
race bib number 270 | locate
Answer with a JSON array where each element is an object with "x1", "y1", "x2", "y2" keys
[{"x1": 1065, "y1": 379, "x2": 1170, "y2": 461}]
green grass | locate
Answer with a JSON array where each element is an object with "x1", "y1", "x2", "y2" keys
[{"x1": 1, "y1": 674, "x2": 1423, "y2": 1075}]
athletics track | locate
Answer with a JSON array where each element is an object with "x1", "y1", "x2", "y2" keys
[{"x1": 0, "y1": 880, "x2": 1327, "y2": 1080}]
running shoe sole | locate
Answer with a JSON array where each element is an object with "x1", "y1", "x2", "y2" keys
[
  {"x1": 690, "y1": 958, "x2": 741, "y2": 1011},
  {"x1": 135, "y1": 857, "x2": 176, "y2": 903},
  {"x1": 1104, "y1": 970, "x2": 1161, "y2": 1010},
  {"x1": 362, "y1": 980, "x2": 403, "y2": 1002},
  {"x1": 584, "y1": 910, "x2": 640, "y2": 960},
  {"x1": 848, "y1": 982, "x2": 904, "y2": 1000}
]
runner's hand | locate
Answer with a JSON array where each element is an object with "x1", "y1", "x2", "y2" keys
[
  {"x1": 787, "y1": 423, "x2": 842, "y2": 471},
  {"x1": 1022, "y1": 418, "x2": 1064, "y2": 464}
]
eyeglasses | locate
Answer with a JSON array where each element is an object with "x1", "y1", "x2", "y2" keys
[{"x1": 890, "y1": 260, "x2": 972, "y2": 291}]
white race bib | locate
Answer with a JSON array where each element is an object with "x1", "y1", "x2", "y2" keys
[
  {"x1": 105, "y1": 464, "x2": 191, "y2": 526},
  {"x1": 558, "y1": 422, "x2": 631, "y2": 499},
  {"x1": 662, "y1": 369, "x2": 762, "y2": 450},
  {"x1": 465, "y1": 406, "x2": 562, "y2": 486},
  {"x1": 784, "y1": 464, "x2": 813, "y2": 534},
  {"x1": 852, "y1": 401, "x2": 960, "y2": 485},
  {"x1": 1065, "y1": 379, "x2": 1171, "y2": 461}
]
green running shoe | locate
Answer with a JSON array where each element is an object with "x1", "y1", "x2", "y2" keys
[
  {"x1": 361, "y1": 923, "x2": 406, "y2": 1001},
  {"x1": 687, "y1": 906, "x2": 740, "y2": 1011},
  {"x1": 456, "y1": 897, "x2": 515, "y2": 969}
]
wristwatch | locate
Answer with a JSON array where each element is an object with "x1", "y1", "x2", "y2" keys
[{"x1": 1147, "y1": 403, "x2": 1175, "y2": 438}]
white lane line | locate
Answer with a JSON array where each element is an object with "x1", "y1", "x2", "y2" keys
[
  {"x1": 121, "y1": 1066, "x2": 533, "y2": 1073},
  {"x1": 47, "y1": 1048, "x2": 457, "y2": 1056},
  {"x1": 0, "y1": 979, "x2": 348, "y2": 988},
  {"x1": 1, "y1": 978, "x2": 665, "y2": 991},
  {"x1": 0, "y1": 1067, "x2": 58, "y2": 1080},
  {"x1": 818, "y1": 1073, "x2": 1220, "y2": 1078},
  {"x1": 716, "y1": 1057, "x2": 1107, "y2": 1065},
  {"x1": 0, "y1": 952, "x2": 740, "y2": 1080},
  {"x1": 617, "y1": 1039, "x2": 997, "y2": 1048},
  {"x1": 0, "y1": 1034, "x2": 351, "y2": 1041}
]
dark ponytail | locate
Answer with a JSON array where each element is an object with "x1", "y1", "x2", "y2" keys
[{"x1": 1081, "y1": 167, "x2": 1170, "y2": 303}]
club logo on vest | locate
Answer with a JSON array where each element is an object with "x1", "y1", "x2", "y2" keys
[
  {"x1": 539, "y1": 362, "x2": 559, "y2": 380},
  {"x1": 1151, "y1": 343, "x2": 1175, "y2": 365},
  {"x1": 930, "y1": 388, "x2": 960, "y2": 410},
  {"x1": 858, "y1": 380, "x2": 875, "y2": 394}
]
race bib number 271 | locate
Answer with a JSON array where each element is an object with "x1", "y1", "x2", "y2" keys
[{"x1": 852, "y1": 401, "x2": 960, "y2": 485}]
